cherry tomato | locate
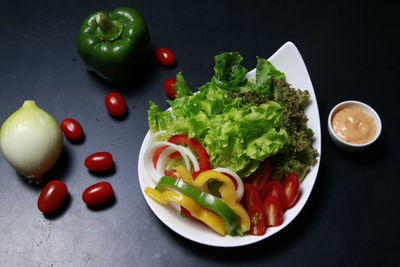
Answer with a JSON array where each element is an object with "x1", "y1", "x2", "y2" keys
[
  {"x1": 60, "y1": 118, "x2": 84, "y2": 141},
  {"x1": 82, "y1": 182, "x2": 114, "y2": 206},
  {"x1": 37, "y1": 180, "x2": 68, "y2": 213},
  {"x1": 163, "y1": 78, "x2": 177, "y2": 98},
  {"x1": 260, "y1": 180, "x2": 287, "y2": 210},
  {"x1": 246, "y1": 158, "x2": 272, "y2": 192},
  {"x1": 282, "y1": 173, "x2": 300, "y2": 209},
  {"x1": 155, "y1": 48, "x2": 176, "y2": 67},
  {"x1": 248, "y1": 205, "x2": 266, "y2": 236},
  {"x1": 105, "y1": 92, "x2": 127, "y2": 117},
  {"x1": 241, "y1": 183, "x2": 262, "y2": 210},
  {"x1": 262, "y1": 195, "x2": 283, "y2": 227},
  {"x1": 84, "y1": 152, "x2": 114, "y2": 172}
]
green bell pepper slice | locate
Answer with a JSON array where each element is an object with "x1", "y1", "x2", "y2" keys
[
  {"x1": 77, "y1": 7, "x2": 150, "y2": 84},
  {"x1": 155, "y1": 176, "x2": 244, "y2": 236}
]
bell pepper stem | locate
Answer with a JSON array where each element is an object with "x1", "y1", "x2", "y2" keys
[{"x1": 95, "y1": 12, "x2": 123, "y2": 41}]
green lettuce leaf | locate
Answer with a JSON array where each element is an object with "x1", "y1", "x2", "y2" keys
[
  {"x1": 148, "y1": 101, "x2": 172, "y2": 134},
  {"x1": 174, "y1": 72, "x2": 193, "y2": 98},
  {"x1": 149, "y1": 82, "x2": 287, "y2": 177},
  {"x1": 254, "y1": 57, "x2": 286, "y2": 97},
  {"x1": 211, "y1": 52, "x2": 248, "y2": 91},
  {"x1": 147, "y1": 52, "x2": 317, "y2": 180}
]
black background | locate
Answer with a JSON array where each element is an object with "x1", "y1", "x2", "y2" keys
[{"x1": 1, "y1": 0, "x2": 399, "y2": 266}]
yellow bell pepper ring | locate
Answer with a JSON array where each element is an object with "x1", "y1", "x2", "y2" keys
[
  {"x1": 144, "y1": 187, "x2": 226, "y2": 235},
  {"x1": 175, "y1": 166, "x2": 250, "y2": 233}
]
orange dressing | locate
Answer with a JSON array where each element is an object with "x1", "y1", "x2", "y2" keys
[{"x1": 332, "y1": 107, "x2": 376, "y2": 144}]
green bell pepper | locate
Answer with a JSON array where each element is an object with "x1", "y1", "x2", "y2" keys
[
  {"x1": 77, "y1": 7, "x2": 150, "y2": 84},
  {"x1": 155, "y1": 176, "x2": 244, "y2": 236}
]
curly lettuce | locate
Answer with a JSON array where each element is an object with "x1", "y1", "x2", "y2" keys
[{"x1": 148, "y1": 52, "x2": 317, "y2": 180}]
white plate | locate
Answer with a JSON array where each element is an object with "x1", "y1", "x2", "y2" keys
[{"x1": 138, "y1": 41, "x2": 321, "y2": 247}]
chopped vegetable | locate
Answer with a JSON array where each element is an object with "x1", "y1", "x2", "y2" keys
[
  {"x1": 241, "y1": 184, "x2": 262, "y2": 211},
  {"x1": 145, "y1": 187, "x2": 226, "y2": 235},
  {"x1": 167, "y1": 134, "x2": 210, "y2": 170},
  {"x1": 148, "y1": 52, "x2": 318, "y2": 181},
  {"x1": 77, "y1": 7, "x2": 150, "y2": 84},
  {"x1": 144, "y1": 141, "x2": 199, "y2": 183},
  {"x1": 263, "y1": 195, "x2": 283, "y2": 227},
  {"x1": 145, "y1": 52, "x2": 319, "y2": 237},
  {"x1": 0, "y1": 100, "x2": 63, "y2": 182},
  {"x1": 153, "y1": 176, "x2": 242, "y2": 236},
  {"x1": 260, "y1": 180, "x2": 287, "y2": 211},
  {"x1": 148, "y1": 84, "x2": 287, "y2": 178},
  {"x1": 245, "y1": 158, "x2": 272, "y2": 192},
  {"x1": 248, "y1": 205, "x2": 266, "y2": 236},
  {"x1": 282, "y1": 173, "x2": 300, "y2": 209},
  {"x1": 175, "y1": 166, "x2": 250, "y2": 233}
]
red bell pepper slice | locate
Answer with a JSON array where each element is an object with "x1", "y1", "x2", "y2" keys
[{"x1": 153, "y1": 134, "x2": 210, "y2": 170}]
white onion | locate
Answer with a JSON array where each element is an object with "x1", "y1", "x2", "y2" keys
[
  {"x1": 213, "y1": 168, "x2": 244, "y2": 201},
  {"x1": 0, "y1": 100, "x2": 63, "y2": 182},
  {"x1": 143, "y1": 141, "x2": 200, "y2": 183},
  {"x1": 149, "y1": 130, "x2": 170, "y2": 144}
]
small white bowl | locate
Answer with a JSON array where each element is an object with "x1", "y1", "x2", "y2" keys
[{"x1": 328, "y1": 100, "x2": 382, "y2": 151}]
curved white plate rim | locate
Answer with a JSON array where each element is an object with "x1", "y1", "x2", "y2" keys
[{"x1": 138, "y1": 41, "x2": 321, "y2": 247}]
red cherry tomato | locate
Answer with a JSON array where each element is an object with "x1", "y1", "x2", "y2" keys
[
  {"x1": 262, "y1": 195, "x2": 283, "y2": 227},
  {"x1": 60, "y1": 118, "x2": 84, "y2": 141},
  {"x1": 155, "y1": 48, "x2": 176, "y2": 67},
  {"x1": 248, "y1": 205, "x2": 266, "y2": 236},
  {"x1": 241, "y1": 183, "x2": 262, "y2": 211},
  {"x1": 163, "y1": 78, "x2": 177, "y2": 98},
  {"x1": 37, "y1": 180, "x2": 68, "y2": 213},
  {"x1": 82, "y1": 182, "x2": 114, "y2": 206},
  {"x1": 105, "y1": 92, "x2": 127, "y2": 116},
  {"x1": 282, "y1": 173, "x2": 300, "y2": 209},
  {"x1": 246, "y1": 158, "x2": 272, "y2": 192},
  {"x1": 260, "y1": 180, "x2": 287, "y2": 210},
  {"x1": 84, "y1": 152, "x2": 114, "y2": 172},
  {"x1": 165, "y1": 169, "x2": 180, "y2": 179}
]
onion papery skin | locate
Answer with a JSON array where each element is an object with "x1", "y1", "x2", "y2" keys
[{"x1": 0, "y1": 100, "x2": 63, "y2": 182}]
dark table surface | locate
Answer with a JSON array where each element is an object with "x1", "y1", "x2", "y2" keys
[{"x1": 1, "y1": 0, "x2": 399, "y2": 266}]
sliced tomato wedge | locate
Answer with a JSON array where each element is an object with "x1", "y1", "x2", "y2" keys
[
  {"x1": 282, "y1": 173, "x2": 300, "y2": 209},
  {"x1": 246, "y1": 158, "x2": 272, "y2": 192},
  {"x1": 248, "y1": 205, "x2": 266, "y2": 236},
  {"x1": 165, "y1": 169, "x2": 180, "y2": 178},
  {"x1": 167, "y1": 135, "x2": 210, "y2": 170},
  {"x1": 262, "y1": 195, "x2": 283, "y2": 227},
  {"x1": 241, "y1": 183, "x2": 262, "y2": 210},
  {"x1": 260, "y1": 180, "x2": 287, "y2": 210}
]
